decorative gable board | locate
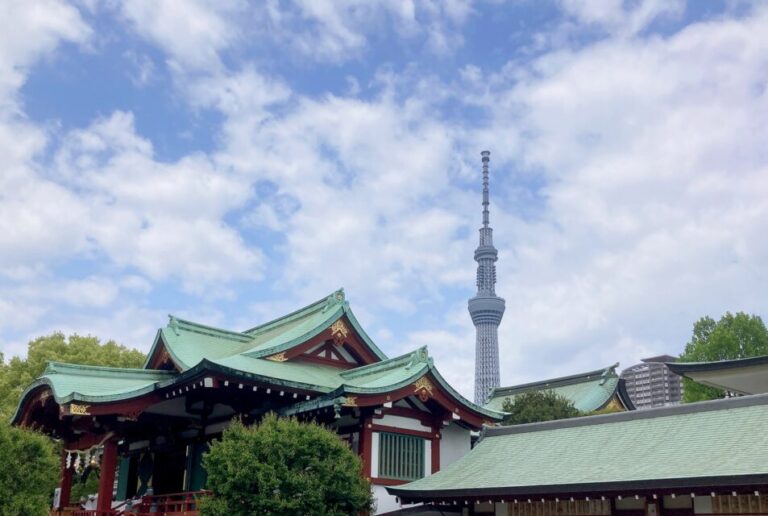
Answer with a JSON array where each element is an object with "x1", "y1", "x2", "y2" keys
[{"x1": 145, "y1": 335, "x2": 181, "y2": 372}]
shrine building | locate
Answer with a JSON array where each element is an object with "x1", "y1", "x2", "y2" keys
[
  {"x1": 12, "y1": 289, "x2": 503, "y2": 515},
  {"x1": 484, "y1": 364, "x2": 635, "y2": 414},
  {"x1": 667, "y1": 355, "x2": 768, "y2": 396},
  {"x1": 388, "y1": 393, "x2": 768, "y2": 515}
]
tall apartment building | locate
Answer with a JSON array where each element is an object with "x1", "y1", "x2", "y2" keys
[{"x1": 620, "y1": 355, "x2": 683, "y2": 409}]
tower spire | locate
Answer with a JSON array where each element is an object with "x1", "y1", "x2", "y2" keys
[
  {"x1": 482, "y1": 150, "x2": 490, "y2": 228},
  {"x1": 468, "y1": 151, "x2": 505, "y2": 405}
]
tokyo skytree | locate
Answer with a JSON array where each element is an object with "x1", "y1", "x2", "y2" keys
[{"x1": 468, "y1": 151, "x2": 505, "y2": 405}]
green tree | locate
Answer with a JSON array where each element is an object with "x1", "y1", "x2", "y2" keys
[
  {"x1": 0, "y1": 423, "x2": 59, "y2": 515},
  {"x1": 501, "y1": 390, "x2": 581, "y2": 425},
  {"x1": 679, "y1": 312, "x2": 768, "y2": 402},
  {"x1": 0, "y1": 333, "x2": 146, "y2": 511},
  {"x1": 200, "y1": 414, "x2": 373, "y2": 516},
  {"x1": 0, "y1": 332, "x2": 145, "y2": 417}
]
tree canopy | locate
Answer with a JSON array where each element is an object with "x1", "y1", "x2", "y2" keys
[
  {"x1": 0, "y1": 332, "x2": 145, "y2": 417},
  {"x1": 0, "y1": 423, "x2": 59, "y2": 515},
  {"x1": 501, "y1": 389, "x2": 581, "y2": 425},
  {"x1": 200, "y1": 414, "x2": 373, "y2": 516},
  {"x1": 679, "y1": 312, "x2": 768, "y2": 402},
  {"x1": 0, "y1": 333, "x2": 146, "y2": 513}
]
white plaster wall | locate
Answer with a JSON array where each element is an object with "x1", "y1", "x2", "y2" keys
[
  {"x1": 371, "y1": 432, "x2": 380, "y2": 477},
  {"x1": 664, "y1": 495, "x2": 693, "y2": 508},
  {"x1": 379, "y1": 414, "x2": 431, "y2": 431},
  {"x1": 424, "y1": 440, "x2": 432, "y2": 474},
  {"x1": 694, "y1": 497, "x2": 713, "y2": 513},
  {"x1": 616, "y1": 497, "x2": 645, "y2": 510},
  {"x1": 440, "y1": 422, "x2": 471, "y2": 469},
  {"x1": 373, "y1": 485, "x2": 401, "y2": 515}
]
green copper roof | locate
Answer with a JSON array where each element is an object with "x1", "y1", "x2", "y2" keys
[
  {"x1": 484, "y1": 365, "x2": 622, "y2": 413},
  {"x1": 11, "y1": 362, "x2": 176, "y2": 422},
  {"x1": 667, "y1": 355, "x2": 768, "y2": 396},
  {"x1": 667, "y1": 355, "x2": 768, "y2": 374},
  {"x1": 144, "y1": 289, "x2": 387, "y2": 370},
  {"x1": 13, "y1": 292, "x2": 502, "y2": 424},
  {"x1": 390, "y1": 394, "x2": 768, "y2": 499}
]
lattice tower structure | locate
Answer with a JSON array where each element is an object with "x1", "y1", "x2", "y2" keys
[{"x1": 468, "y1": 151, "x2": 505, "y2": 405}]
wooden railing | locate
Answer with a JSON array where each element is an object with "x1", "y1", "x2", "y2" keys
[
  {"x1": 51, "y1": 491, "x2": 210, "y2": 516},
  {"x1": 125, "y1": 490, "x2": 211, "y2": 515}
]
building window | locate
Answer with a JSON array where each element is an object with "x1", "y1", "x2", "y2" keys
[{"x1": 378, "y1": 432, "x2": 425, "y2": 481}]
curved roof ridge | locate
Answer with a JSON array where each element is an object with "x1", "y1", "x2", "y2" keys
[
  {"x1": 169, "y1": 316, "x2": 252, "y2": 343},
  {"x1": 45, "y1": 361, "x2": 177, "y2": 378},
  {"x1": 336, "y1": 349, "x2": 504, "y2": 420},
  {"x1": 484, "y1": 391, "x2": 768, "y2": 438},
  {"x1": 490, "y1": 364, "x2": 619, "y2": 398},
  {"x1": 242, "y1": 289, "x2": 345, "y2": 335},
  {"x1": 241, "y1": 304, "x2": 345, "y2": 358},
  {"x1": 340, "y1": 346, "x2": 429, "y2": 379},
  {"x1": 428, "y1": 362, "x2": 505, "y2": 420},
  {"x1": 242, "y1": 300, "x2": 388, "y2": 362},
  {"x1": 667, "y1": 354, "x2": 768, "y2": 373}
]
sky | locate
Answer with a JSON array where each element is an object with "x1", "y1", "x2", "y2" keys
[{"x1": 1, "y1": 0, "x2": 767, "y2": 398}]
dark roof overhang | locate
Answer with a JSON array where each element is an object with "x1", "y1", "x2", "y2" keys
[
  {"x1": 388, "y1": 475, "x2": 768, "y2": 502},
  {"x1": 666, "y1": 354, "x2": 768, "y2": 375}
]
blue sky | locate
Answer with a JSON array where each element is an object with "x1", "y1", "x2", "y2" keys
[{"x1": 1, "y1": 0, "x2": 767, "y2": 397}]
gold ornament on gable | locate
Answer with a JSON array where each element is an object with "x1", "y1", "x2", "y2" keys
[
  {"x1": 69, "y1": 403, "x2": 91, "y2": 416},
  {"x1": 330, "y1": 320, "x2": 350, "y2": 344},
  {"x1": 265, "y1": 352, "x2": 288, "y2": 362},
  {"x1": 413, "y1": 377, "x2": 435, "y2": 402}
]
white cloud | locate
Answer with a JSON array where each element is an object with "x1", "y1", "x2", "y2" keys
[
  {"x1": 0, "y1": 2, "x2": 93, "y2": 275},
  {"x1": 52, "y1": 111, "x2": 264, "y2": 293},
  {"x1": 118, "y1": 0, "x2": 242, "y2": 70},
  {"x1": 0, "y1": 1, "x2": 91, "y2": 108},
  {"x1": 198, "y1": 73, "x2": 475, "y2": 310},
  {"x1": 3, "y1": 0, "x2": 767, "y2": 402},
  {"x1": 558, "y1": 0, "x2": 685, "y2": 37},
  {"x1": 276, "y1": 0, "x2": 473, "y2": 59},
  {"x1": 484, "y1": 5, "x2": 768, "y2": 384},
  {"x1": 123, "y1": 50, "x2": 155, "y2": 87}
]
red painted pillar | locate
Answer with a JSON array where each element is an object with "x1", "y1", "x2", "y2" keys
[
  {"x1": 59, "y1": 449, "x2": 74, "y2": 509},
  {"x1": 359, "y1": 417, "x2": 372, "y2": 479},
  {"x1": 97, "y1": 440, "x2": 118, "y2": 515},
  {"x1": 431, "y1": 426, "x2": 441, "y2": 474}
]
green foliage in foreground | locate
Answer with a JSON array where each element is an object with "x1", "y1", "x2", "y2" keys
[
  {"x1": 501, "y1": 389, "x2": 581, "y2": 425},
  {"x1": 200, "y1": 414, "x2": 373, "y2": 516},
  {"x1": 679, "y1": 312, "x2": 768, "y2": 402},
  {"x1": 0, "y1": 333, "x2": 146, "y2": 510},
  {"x1": 0, "y1": 423, "x2": 58, "y2": 515}
]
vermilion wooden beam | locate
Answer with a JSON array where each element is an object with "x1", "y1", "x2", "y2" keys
[
  {"x1": 58, "y1": 449, "x2": 73, "y2": 509},
  {"x1": 276, "y1": 317, "x2": 381, "y2": 367},
  {"x1": 344, "y1": 373, "x2": 490, "y2": 429},
  {"x1": 431, "y1": 423, "x2": 441, "y2": 474},
  {"x1": 370, "y1": 423, "x2": 435, "y2": 440},
  {"x1": 360, "y1": 416, "x2": 373, "y2": 479},
  {"x1": 96, "y1": 440, "x2": 118, "y2": 515},
  {"x1": 295, "y1": 354, "x2": 357, "y2": 369}
]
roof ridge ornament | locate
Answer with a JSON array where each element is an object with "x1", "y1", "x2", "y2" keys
[
  {"x1": 600, "y1": 363, "x2": 620, "y2": 385},
  {"x1": 322, "y1": 288, "x2": 346, "y2": 313},
  {"x1": 406, "y1": 346, "x2": 429, "y2": 370},
  {"x1": 168, "y1": 315, "x2": 180, "y2": 336}
]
